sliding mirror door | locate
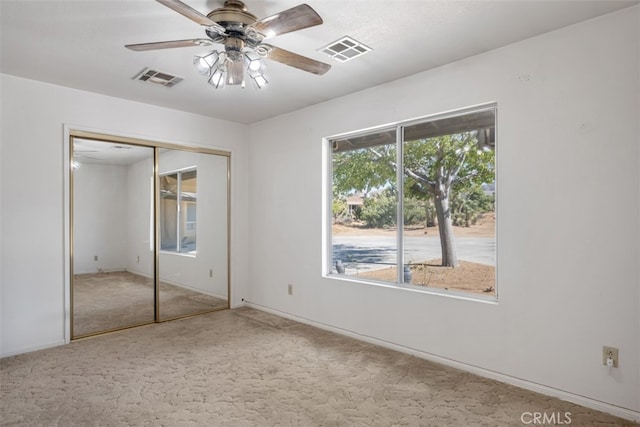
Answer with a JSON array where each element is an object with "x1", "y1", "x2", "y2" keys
[
  {"x1": 71, "y1": 139, "x2": 155, "y2": 338},
  {"x1": 70, "y1": 134, "x2": 230, "y2": 338},
  {"x1": 158, "y1": 149, "x2": 229, "y2": 320}
]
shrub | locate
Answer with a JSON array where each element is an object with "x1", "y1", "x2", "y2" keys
[{"x1": 361, "y1": 191, "x2": 397, "y2": 228}]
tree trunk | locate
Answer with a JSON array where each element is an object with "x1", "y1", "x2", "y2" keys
[
  {"x1": 425, "y1": 200, "x2": 436, "y2": 228},
  {"x1": 424, "y1": 202, "x2": 429, "y2": 230},
  {"x1": 434, "y1": 194, "x2": 459, "y2": 268}
]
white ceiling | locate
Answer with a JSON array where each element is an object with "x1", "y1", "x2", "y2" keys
[
  {"x1": 73, "y1": 138, "x2": 153, "y2": 165},
  {"x1": 2, "y1": 0, "x2": 637, "y2": 124}
]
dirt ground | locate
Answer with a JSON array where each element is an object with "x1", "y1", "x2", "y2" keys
[
  {"x1": 334, "y1": 214, "x2": 496, "y2": 296},
  {"x1": 358, "y1": 260, "x2": 495, "y2": 296}
]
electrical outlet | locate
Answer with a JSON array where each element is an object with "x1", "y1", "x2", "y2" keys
[
  {"x1": 602, "y1": 346, "x2": 619, "y2": 368},
  {"x1": 287, "y1": 284, "x2": 293, "y2": 295}
]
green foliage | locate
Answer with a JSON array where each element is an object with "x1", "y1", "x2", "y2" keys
[
  {"x1": 403, "y1": 132, "x2": 495, "y2": 199},
  {"x1": 403, "y1": 197, "x2": 428, "y2": 226},
  {"x1": 332, "y1": 145, "x2": 396, "y2": 194},
  {"x1": 332, "y1": 131, "x2": 495, "y2": 232},
  {"x1": 359, "y1": 192, "x2": 432, "y2": 228},
  {"x1": 332, "y1": 193, "x2": 348, "y2": 221},
  {"x1": 450, "y1": 185, "x2": 495, "y2": 227},
  {"x1": 361, "y1": 190, "x2": 397, "y2": 228},
  {"x1": 332, "y1": 132, "x2": 494, "y2": 201}
]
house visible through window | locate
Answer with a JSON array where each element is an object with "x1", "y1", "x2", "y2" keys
[
  {"x1": 327, "y1": 105, "x2": 496, "y2": 298},
  {"x1": 160, "y1": 168, "x2": 197, "y2": 254}
]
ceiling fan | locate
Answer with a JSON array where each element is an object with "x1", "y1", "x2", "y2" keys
[{"x1": 126, "y1": 0, "x2": 331, "y2": 89}]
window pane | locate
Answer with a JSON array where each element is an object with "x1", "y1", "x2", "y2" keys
[
  {"x1": 331, "y1": 128, "x2": 398, "y2": 280},
  {"x1": 403, "y1": 109, "x2": 496, "y2": 296},
  {"x1": 160, "y1": 174, "x2": 178, "y2": 251},
  {"x1": 181, "y1": 171, "x2": 197, "y2": 253}
]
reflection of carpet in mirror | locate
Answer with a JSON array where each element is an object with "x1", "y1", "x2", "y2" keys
[{"x1": 73, "y1": 271, "x2": 227, "y2": 337}]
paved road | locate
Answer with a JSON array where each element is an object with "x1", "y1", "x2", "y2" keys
[{"x1": 333, "y1": 235, "x2": 495, "y2": 273}]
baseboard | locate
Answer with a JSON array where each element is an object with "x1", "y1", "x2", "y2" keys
[
  {"x1": 159, "y1": 276, "x2": 227, "y2": 300},
  {"x1": 242, "y1": 302, "x2": 640, "y2": 423},
  {"x1": 107, "y1": 269, "x2": 228, "y2": 301},
  {"x1": 1, "y1": 339, "x2": 67, "y2": 359},
  {"x1": 125, "y1": 268, "x2": 153, "y2": 279},
  {"x1": 73, "y1": 267, "x2": 128, "y2": 275}
]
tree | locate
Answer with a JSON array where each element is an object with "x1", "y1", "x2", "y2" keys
[{"x1": 333, "y1": 131, "x2": 494, "y2": 267}]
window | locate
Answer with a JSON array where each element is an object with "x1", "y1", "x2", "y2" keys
[
  {"x1": 327, "y1": 106, "x2": 496, "y2": 298},
  {"x1": 160, "y1": 168, "x2": 197, "y2": 254}
]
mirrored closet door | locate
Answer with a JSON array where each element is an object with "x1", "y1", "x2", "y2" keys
[
  {"x1": 158, "y1": 148, "x2": 229, "y2": 320},
  {"x1": 70, "y1": 134, "x2": 230, "y2": 339},
  {"x1": 71, "y1": 139, "x2": 155, "y2": 337}
]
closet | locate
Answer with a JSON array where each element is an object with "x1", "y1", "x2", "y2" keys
[{"x1": 70, "y1": 132, "x2": 229, "y2": 338}]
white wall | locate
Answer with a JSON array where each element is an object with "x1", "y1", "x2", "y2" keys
[
  {"x1": 247, "y1": 7, "x2": 639, "y2": 415},
  {"x1": 0, "y1": 74, "x2": 249, "y2": 356},
  {"x1": 73, "y1": 163, "x2": 128, "y2": 274},
  {"x1": 125, "y1": 155, "x2": 155, "y2": 279}
]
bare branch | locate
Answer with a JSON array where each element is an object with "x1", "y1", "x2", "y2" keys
[
  {"x1": 447, "y1": 149, "x2": 467, "y2": 186},
  {"x1": 452, "y1": 169, "x2": 479, "y2": 185},
  {"x1": 368, "y1": 147, "x2": 436, "y2": 193}
]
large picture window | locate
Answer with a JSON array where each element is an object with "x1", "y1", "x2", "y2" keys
[
  {"x1": 160, "y1": 168, "x2": 197, "y2": 254},
  {"x1": 327, "y1": 105, "x2": 496, "y2": 298}
]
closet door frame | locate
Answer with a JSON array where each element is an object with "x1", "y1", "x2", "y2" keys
[{"x1": 66, "y1": 128, "x2": 231, "y2": 341}]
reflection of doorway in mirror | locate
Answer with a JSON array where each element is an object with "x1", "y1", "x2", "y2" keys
[{"x1": 160, "y1": 168, "x2": 197, "y2": 254}]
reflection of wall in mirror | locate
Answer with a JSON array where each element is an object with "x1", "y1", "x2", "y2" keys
[
  {"x1": 73, "y1": 163, "x2": 129, "y2": 274},
  {"x1": 157, "y1": 150, "x2": 228, "y2": 299},
  {"x1": 126, "y1": 156, "x2": 155, "y2": 278},
  {"x1": 74, "y1": 150, "x2": 228, "y2": 299}
]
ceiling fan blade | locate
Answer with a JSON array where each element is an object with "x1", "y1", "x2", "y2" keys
[
  {"x1": 155, "y1": 0, "x2": 225, "y2": 33},
  {"x1": 252, "y1": 4, "x2": 323, "y2": 38},
  {"x1": 125, "y1": 39, "x2": 214, "y2": 51},
  {"x1": 263, "y1": 45, "x2": 330, "y2": 75}
]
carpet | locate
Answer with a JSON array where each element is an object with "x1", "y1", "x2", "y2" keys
[
  {"x1": 73, "y1": 271, "x2": 228, "y2": 337},
  {"x1": 2, "y1": 307, "x2": 637, "y2": 426}
]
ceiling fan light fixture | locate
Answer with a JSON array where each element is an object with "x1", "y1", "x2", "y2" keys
[
  {"x1": 244, "y1": 51, "x2": 263, "y2": 72},
  {"x1": 244, "y1": 51, "x2": 268, "y2": 89},
  {"x1": 225, "y1": 58, "x2": 245, "y2": 86},
  {"x1": 250, "y1": 72, "x2": 268, "y2": 89},
  {"x1": 193, "y1": 50, "x2": 220, "y2": 75},
  {"x1": 208, "y1": 65, "x2": 226, "y2": 89},
  {"x1": 196, "y1": 48, "x2": 268, "y2": 89}
]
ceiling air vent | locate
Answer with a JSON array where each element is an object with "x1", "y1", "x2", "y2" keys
[
  {"x1": 320, "y1": 36, "x2": 371, "y2": 62},
  {"x1": 134, "y1": 68, "x2": 183, "y2": 87}
]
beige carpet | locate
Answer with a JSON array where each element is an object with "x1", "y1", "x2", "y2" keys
[
  {"x1": 2, "y1": 308, "x2": 637, "y2": 426},
  {"x1": 73, "y1": 271, "x2": 228, "y2": 337}
]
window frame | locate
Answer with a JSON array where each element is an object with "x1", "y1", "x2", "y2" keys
[{"x1": 323, "y1": 103, "x2": 498, "y2": 301}]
